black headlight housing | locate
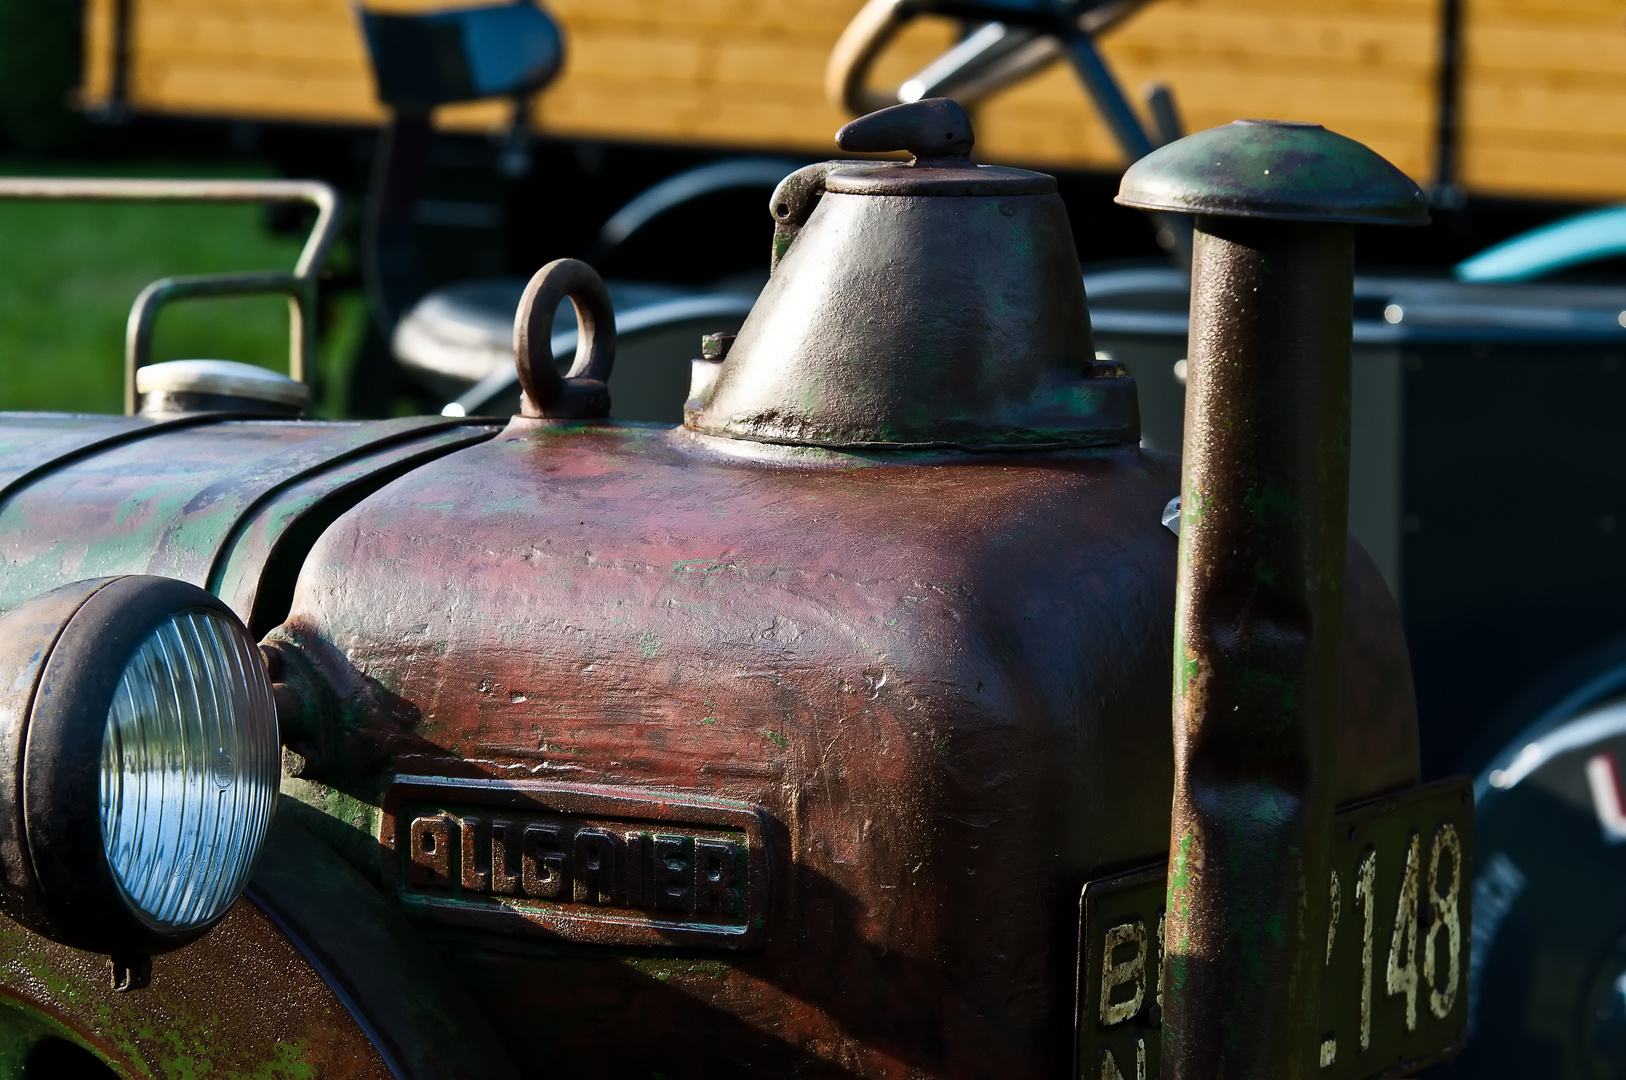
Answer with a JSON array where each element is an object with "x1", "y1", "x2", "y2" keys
[{"x1": 0, "y1": 576, "x2": 280, "y2": 959}]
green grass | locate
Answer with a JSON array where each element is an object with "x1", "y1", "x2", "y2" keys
[{"x1": 0, "y1": 160, "x2": 364, "y2": 416}]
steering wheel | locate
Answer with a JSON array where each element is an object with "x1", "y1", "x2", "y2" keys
[{"x1": 826, "y1": 0, "x2": 1154, "y2": 124}]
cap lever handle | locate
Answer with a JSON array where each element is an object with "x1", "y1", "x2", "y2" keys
[{"x1": 835, "y1": 98, "x2": 975, "y2": 163}]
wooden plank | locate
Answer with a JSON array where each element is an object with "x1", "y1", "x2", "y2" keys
[
  {"x1": 79, "y1": 0, "x2": 117, "y2": 106},
  {"x1": 1468, "y1": 21, "x2": 1626, "y2": 74},
  {"x1": 132, "y1": 63, "x2": 382, "y2": 123},
  {"x1": 553, "y1": 0, "x2": 1434, "y2": 31},
  {"x1": 1456, "y1": 0, "x2": 1626, "y2": 196},
  {"x1": 1464, "y1": 81, "x2": 1626, "y2": 141},
  {"x1": 134, "y1": 12, "x2": 370, "y2": 65},
  {"x1": 564, "y1": 21, "x2": 951, "y2": 87},
  {"x1": 979, "y1": 77, "x2": 1432, "y2": 175},
  {"x1": 1109, "y1": 7, "x2": 1436, "y2": 68},
  {"x1": 1464, "y1": 142, "x2": 1626, "y2": 200},
  {"x1": 436, "y1": 100, "x2": 513, "y2": 129},
  {"x1": 714, "y1": 38, "x2": 846, "y2": 88},
  {"x1": 543, "y1": 0, "x2": 867, "y2": 34},
  {"x1": 112, "y1": 0, "x2": 1439, "y2": 80},
  {"x1": 538, "y1": 91, "x2": 842, "y2": 151},
  {"x1": 151, "y1": 0, "x2": 353, "y2": 12},
  {"x1": 1468, "y1": 0, "x2": 1625, "y2": 15},
  {"x1": 123, "y1": 15, "x2": 1434, "y2": 106}
]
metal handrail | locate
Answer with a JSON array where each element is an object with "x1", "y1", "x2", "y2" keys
[{"x1": 0, "y1": 178, "x2": 342, "y2": 414}]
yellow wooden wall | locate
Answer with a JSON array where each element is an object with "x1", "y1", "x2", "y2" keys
[
  {"x1": 977, "y1": 0, "x2": 1438, "y2": 181},
  {"x1": 1460, "y1": 0, "x2": 1626, "y2": 199},
  {"x1": 77, "y1": 0, "x2": 1626, "y2": 202}
]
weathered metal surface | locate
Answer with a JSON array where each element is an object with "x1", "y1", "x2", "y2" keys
[
  {"x1": 0, "y1": 412, "x2": 219, "y2": 496},
  {"x1": 210, "y1": 424, "x2": 501, "y2": 636},
  {"x1": 688, "y1": 99, "x2": 1138, "y2": 451},
  {"x1": 248, "y1": 815, "x2": 523, "y2": 1080},
  {"x1": 0, "y1": 104, "x2": 1435, "y2": 1073},
  {"x1": 1118, "y1": 119, "x2": 1430, "y2": 226},
  {"x1": 1163, "y1": 216, "x2": 1355, "y2": 1080},
  {"x1": 268, "y1": 416, "x2": 1417, "y2": 1077},
  {"x1": 1122, "y1": 121, "x2": 1431, "y2": 1079},
  {"x1": 0, "y1": 415, "x2": 498, "y2": 625},
  {"x1": 836, "y1": 96, "x2": 973, "y2": 158},
  {"x1": 0, "y1": 889, "x2": 393, "y2": 1078},
  {"x1": 823, "y1": 102, "x2": 1055, "y2": 197},
  {"x1": 1336, "y1": 541, "x2": 1420, "y2": 806},
  {"x1": 0, "y1": 801, "x2": 513, "y2": 1077}
]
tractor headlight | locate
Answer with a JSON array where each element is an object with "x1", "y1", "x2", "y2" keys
[
  {"x1": 100, "y1": 606, "x2": 278, "y2": 931},
  {"x1": 0, "y1": 576, "x2": 279, "y2": 957}
]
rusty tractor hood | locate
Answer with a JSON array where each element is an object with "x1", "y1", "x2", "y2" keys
[
  {"x1": 260, "y1": 417, "x2": 1419, "y2": 1078},
  {"x1": 0, "y1": 106, "x2": 1426, "y2": 1080}
]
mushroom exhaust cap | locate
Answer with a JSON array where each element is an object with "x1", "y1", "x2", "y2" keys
[{"x1": 1116, "y1": 119, "x2": 1430, "y2": 226}]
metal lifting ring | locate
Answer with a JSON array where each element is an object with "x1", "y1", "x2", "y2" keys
[{"x1": 513, "y1": 258, "x2": 617, "y2": 419}]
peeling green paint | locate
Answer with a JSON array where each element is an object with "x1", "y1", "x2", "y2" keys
[{"x1": 1178, "y1": 651, "x2": 1199, "y2": 700}]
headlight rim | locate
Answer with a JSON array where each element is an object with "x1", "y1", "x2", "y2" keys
[
  {"x1": 0, "y1": 576, "x2": 116, "y2": 941},
  {"x1": 9, "y1": 576, "x2": 276, "y2": 956}
]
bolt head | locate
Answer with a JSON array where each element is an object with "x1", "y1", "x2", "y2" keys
[{"x1": 701, "y1": 332, "x2": 736, "y2": 362}]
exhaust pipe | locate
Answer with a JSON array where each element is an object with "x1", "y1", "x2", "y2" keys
[{"x1": 1118, "y1": 120, "x2": 1428, "y2": 1077}]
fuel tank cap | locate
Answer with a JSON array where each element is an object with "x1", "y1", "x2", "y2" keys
[
  {"x1": 685, "y1": 97, "x2": 1136, "y2": 451},
  {"x1": 136, "y1": 359, "x2": 309, "y2": 417}
]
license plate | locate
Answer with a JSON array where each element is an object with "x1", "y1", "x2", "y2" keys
[{"x1": 1076, "y1": 777, "x2": 1473, "y2": 1079}]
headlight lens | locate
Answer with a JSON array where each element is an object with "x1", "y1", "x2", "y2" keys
[{"x1": 99, "y1": 608, "x2": 279, "y2": 932}]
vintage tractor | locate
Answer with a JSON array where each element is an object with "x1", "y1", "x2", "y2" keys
[{"x1": 0, "y1": 100, "x2": 1470, "y2": 1078}]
